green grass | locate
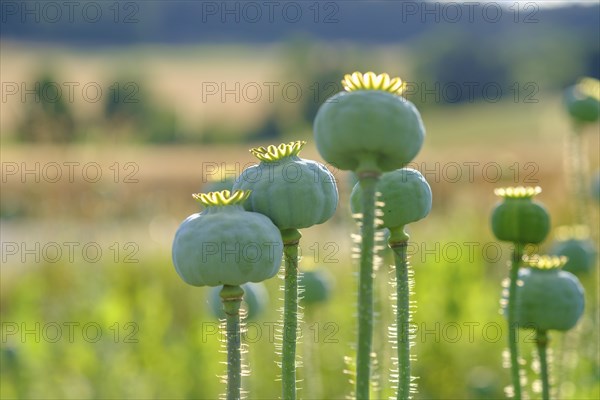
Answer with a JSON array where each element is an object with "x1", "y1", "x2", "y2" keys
[{"x1": 1, "y1": 204, "x2": 598, "y2": 399}]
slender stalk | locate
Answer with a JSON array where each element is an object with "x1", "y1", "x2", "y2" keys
[
  {"x1": 356, "y1": 171, "x2": 379, "y2": 400},
  {"x1": 508, "y1": 243, "x2": 524, "y2": 400},
  {"x1": 536, "y1": 330, "x2": 550, "y2": 400},
  {"x1": 220, "y1": 285, "x2": 245, "y2": 400},
  {"x1": 390, "y1": 235, "x2": 410, "y2": 400},
  {"x1": 372, "y1": 247, "x2": 388, "y2": 400},
  {"x1": 281, "y1": 229, "x2": 302, "y2": 400}
]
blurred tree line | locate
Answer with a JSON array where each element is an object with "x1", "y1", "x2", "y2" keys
[
  {"x1": 3, "y1": 1, "x2": 598, "y2": 48},
  {"x1": 15, "y1": 73, "x2": 181, "y2": 143},
  {"x1": 9, "y1": 8, "x2": 599, "y2": 143}
]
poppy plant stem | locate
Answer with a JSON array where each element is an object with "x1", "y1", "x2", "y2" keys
[
  {"x1": 281, "y1": 229, "x2": 302, "y2": 400},
  {"x1": 356, "y1": 171, "x2": 380, "y2": 400},
  {"x1": 220, "y1": 285, "x2": 245, "y2": 400},
  {"x1": 536, "y1": 330, "x2": 550, "y2": 400},
  {"x1": 508, "y1": 243, "x2": 524, "y2": 400},
  {"x1": 390, "y1": 238, "x2": 411, "y2": 400}
]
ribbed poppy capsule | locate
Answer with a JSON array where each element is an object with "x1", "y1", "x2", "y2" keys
[
  {"x1": 550, "y1": 226, "x2": 597, "y2": 275},
  {"x1": 491, "y1": 186, "x2": 550, "y2": 245},
  {"x1": 314, "y1": 72, "x2": 425, "y2": 173},
  {"x1": 513, "y1": 256, "x2": 585, "y2": 332},
  {"x1": 233, "y1": 141, "x2": 338, "y2": 230},
  {"x1": 350, "y1": 168, "x2": 432, "y2": 241},
  {"x1": 172, "y1": 190, "x2": 283, "y2": 287},
  {"x1": 299, "y1": 269, "x2": 333, "y2": 306},
  {"x1": 564, "y1": 77, "x2": 600, "y2": 124}
]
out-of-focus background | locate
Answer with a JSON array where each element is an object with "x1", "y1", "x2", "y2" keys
[{"x1": 1, "y1": 1, "x2": 599, "y2": 399}]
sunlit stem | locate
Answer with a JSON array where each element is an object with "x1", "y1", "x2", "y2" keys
[
  {"x1": 536, "y1": 330, "x2": 550, "y2": 400},
  {"x1": 281, "y1": 228, "x2": 302, "y2": 400},
  {"x1": 508, "y1": 243, "x2": 524, "y2": 400},
  {"x1": 389, "y1": 227, "x2": 411, "y2": 400},
  {"x1": 355, "y1": 159, "x2": 381, "y2": 400},
  {"x1": 220, "y1": 285, "x2": 245, "y2": 400}
]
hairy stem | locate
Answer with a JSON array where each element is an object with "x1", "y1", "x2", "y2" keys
[
  {"x1": 281, "y1": 229, "x2": 302, "y2": 400},
  {"x1": 536, "y1": 330, "x2": 550, "y2": 400},
  {"x1": 356, "y1": 171, "x2": 380, "y2": 400},
  {"x1": 508, "y1": 243, "x2": 524, "y2": 400},
  {"x1": 390, "y1": 237, "x2": 410, "y2": 400},
  {"x1": 220, "y1": 285, "x2": 245, "y2": 400}
]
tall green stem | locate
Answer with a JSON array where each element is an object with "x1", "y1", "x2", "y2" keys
[
  {"x1": 536, "y1": 330, "x2": 550, "y2": 400},
  {"x1": 356, "y1": 170, "x2": 379, "y2": 400},
  {"x1": 508, "y1": 243, "x2": 524, "y2": 400},
  {"x1": 220, "y1": 285, "x2": 244, "y2": 400},
  {"x1": 390, "y1": 233, "x2": 410, "y2": 400},
  {"x1": 281, "y1": 229, "x2": 301, "y2": 400},
  {"x1": 372, "y1": 249, "x2": 388, "y2": 400}
]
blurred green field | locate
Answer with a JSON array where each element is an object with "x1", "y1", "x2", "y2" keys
[
  {"x1": 1, "y1": 42, "x2": 599, "y2": 399},
  {"x1": 0, "y1": 123, "x2": 599, "y2": 399}
]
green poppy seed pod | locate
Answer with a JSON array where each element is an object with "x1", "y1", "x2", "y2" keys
[
  {"x1": 233, "y1": 141, "x2": 338, "y2": 230},
  {"x1": 549, "y1": 226, "x2": 597, "y2": 275},
  {"x1": 314, "y1": 72, "x2": 425, "y2": 173},
  {"x1": 208, "y1": 282, "x2": 268, "y2": 321},
  {"x1": 491, "y1": 187, "x2": 550, "y2": 245},
  {"x1": 514, "y1": 256, "x2": 585, "y2": 332},
  {"x1": 551, "y1": 239, "x2": 597, "y2": 275},
  {"x1": 172, "y1": 190, "x2": 283, "y2": 287},
  {"x1": 299, "y1": 269, "x2": 333, "y2": 305},
  {"x1": 563, "y1": 77, "x2": 600, "y2": 124},
  {"x1": 350, "y1": 168, "x2": 432, "y2": 238}
]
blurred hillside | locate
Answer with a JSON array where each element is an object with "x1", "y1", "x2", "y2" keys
[{"x1": 2, "y1": 1, "x2": 599, "y2": 49}]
